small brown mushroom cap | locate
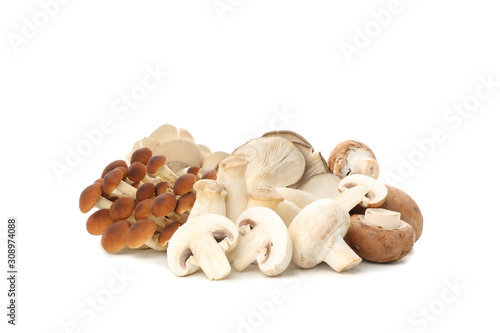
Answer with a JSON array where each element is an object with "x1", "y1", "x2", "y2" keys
[
  {"x1": 115, "y1": 167, "x2": 128, "y2": 181},
  {"x1": 187, "y1": 165, "x2": 201, "y2": 176},
  {"x1": 101, "y1": 160, "x2": 128, "y2": 178},
  {"x1": 131, "y1": 182, "x2": 141, "y2": 189},
  {"x1": 201, "y1": 170, "x2": 217, "y2": 180},
  {"x1": 101, "y1": 220, "x2": 130, "y2": 253},
  {"x1": 130, "y1": 147, "x2": 153, "y2": 165},
  {"x1": 86, "y1": 209, "x2": 115, "y2": 235},
  {"x1": 327, "y1": 140, "x2": 377, "y2": 178},
  {"x1": 155, "y1": 182, "x2": 170, "y2": 196},
  {"x1": 127, "y1": 162, "x2": 147, "y2": 182},
  {"x1": 351, "y1": 185, "x2": 423, "y2": 241},
  {"x1": 158, "y1": 222, "x2": 181, "y2": 245},
  {"x1": 102, "y1": 169, "x2": 124, "y2": 195},
  {"x1": 175, "y1": 192, "x2": 196, "y2": 214},
  {"x1": 134, "y1": 199, "x2": 153, "y2": 220},
  {"x1": 345, "y1": 214, "x2": 416, "y2": 263},
  {"x1": 173, "y1": 173, "x2": 196, "y2": 196},
  {"x1": 146, "y1": 155, "x2": 167, "y2": 174},
  {"x1": 151, "y1": 193, "x2": 177, "y2": 217},
  {"x1": 79, "y1": 183, "x2": 102, "y2": 213},
  {"x1": 126, "y1": 219, "x2": 157, "y2": 248},
  {"x1": 109, "y1": 197, "x2": 135, "y2": 221},
  {"x1": 136, "y1": 183, "x2": 155, "y2": 201}
]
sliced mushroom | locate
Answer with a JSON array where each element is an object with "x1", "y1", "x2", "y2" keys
[
  {"x1": 335, "y1": 174, "x2": 388, "y2": 212},
  {"x1": 328, "y1": 140, "x2": 380, "y2": 179},
  {"x1": 217, "y1": 153, "x2": 250, "y2": 222},
  {"x1": 153, "y1": 139, "x2": 203, "y2": 167},
  {"x1": 297, "y1": 173, "x2": 341, "y2": 200},
  {"x1": 167, "y1": 214, "x2": 240, "y2": 280},
  {"x1": 229, "y1": 207, "x2": 292, "y2": 276},
  {"x1": 232, "y1": 136, "x2": 305, "y2": 192}
]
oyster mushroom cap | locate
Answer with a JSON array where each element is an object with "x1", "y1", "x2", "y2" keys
[
  {"x1": 149, "y1": 124, "x2": 179, "y2": 143},
  {"x1": 232, "y1": 136, "x2": 306, "y2": 192},
  {"x1": 153, "y1": 139, "x2": 203, "y2": 167},
  {"x1": 289, "y1": 199, "x2": 361, "y2": 272},
  {"x1": 229, "y1": 207, "x2": 292, "y2": 276},
  {"x1": 202, "y1": 151, "x2": 229, "y2": 171},
  {"x1": 345, "y1": 208, "x2": 416, "y2": 263},
  {"x1": 328, "y1": 140, "x2": 380, "y2": 179},
  {"x1": 275, "y1": 187, "x2": 319, "y2": 209},
  {"x1": 297, "y1": 173, "x2": 341, "y2": 200},
  {"x1": 167, "y1": 214, "x2": 240, "y2": 280}
]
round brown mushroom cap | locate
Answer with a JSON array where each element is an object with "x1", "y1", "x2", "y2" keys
[
  {"x1": 101, "y1": 160, "x2": 128, "y2": 178},
  {"x1": 126, "y1": 219, "x2": 157, "y2": 248},
  {"x1": 134, "y1": 199, "x2": 153, "y2": 220},
  {"x1": 173, "y1": 173, "x2": 196, "y2": 196},
  {"x1": 131, "y1": 182, "x2": 141, "y2": 189},
  {"x1": 86, "y1": 209, "x2": 115, "y2": 235},
  {"x1": 109, "y1": 197, "x2": 135, "y2": 221},
  {"x1": 345, "y1": 214, "x2": 416, "y2": 263},
  {"x1": 79, "y1": 183, "x2": 102, "y2": 213},
  {"x1": 327, "y1": 140, "x2": 377, "y2": 178},
  {"x1": 175, "y1": 192, "x2": 196, "y2": 214},
  {"x1": 115, "y1": 167, "x2": 128, "y2": 181},
  {"x1": 130, "y1": 147, "x2": 153, "y2": 165},
  {"x1": 187, "y1": 165, "x2": 201, "y2": 176},
  {"x1": 102, "y1": 169, "x2": 124, "y2": 195},
  {"x1": 351, "y1": 185, "x2": 423, "y2": 241},
  {"x1": 127, "y1": 162, "x2": 147, "y2": 182},
  {"x1": 136, "y1": 183, "x2": 155, "y2": 201},
  {"x1": 151, "y1": 193, "x2": 177, "y2": 217},
  {"x1": 155, "y1": 182, "x2": 170, "y2": 196},
  {"x1": 146, "y1": 155, "x2": 167, "y2": 174},
  {"x1": 101, "y1": 220, "x2": 130, "y2": 253},
  {"x1": 158, "y1": 222, "x2": 181, "y2": 245},
  {"x1": 201, "y1": 170, "x2": 217, "y2": 180}
]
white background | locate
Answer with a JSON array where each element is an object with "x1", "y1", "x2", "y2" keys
[{"x1": 1, "y1": 1, "x2": 499, "y2": 332}]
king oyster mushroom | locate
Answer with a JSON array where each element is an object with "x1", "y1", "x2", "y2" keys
[{"x1": 231, "y1": 136, "x2": 306, "y2": 193}]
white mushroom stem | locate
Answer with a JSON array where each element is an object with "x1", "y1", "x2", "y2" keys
[
  {"x1": 322, "y1": 235, "x2": 362, "y2": 272},
  {"x1": 115, "y1": 182, "x2": 137, "y2": 198},
  {"x1": 348, "y1": 153, "x2": 380, "y2": 179},
  {"x1": 188, "y1": 180, "x2": 227, "y2": 221},
  {"x1": 364, "y1": 208, "x2": 401, "y2": 230},
  {"x1": 217, "y1": 154, "x2": 250, "y2": 222},
  {"x1": 230, "y1": 226, "x2": 266, "y2": 272},
  {"x1": 333, "y1": 185, "x2": 369, "y2": 212},
  {"x1": 144, "y1": 233, "x2": 168, "y2": 251},
  {"x1": 156, "y1": 166, "x2": 178, "y2": 186},
  {"x1": 188, "y1": 236, "x2": 232, "y2": 280},
  {"x1": 96, "y1": 197, "x2": 112, "y2": 210}
]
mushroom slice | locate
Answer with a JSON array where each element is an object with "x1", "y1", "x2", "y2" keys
[
  {"x1": 167, "y1": 214, "x2": 240, "y2": 280},
  {"x1": 345, "y1": 208, "x2": 416, "y2": 263},
  {"x1": 328, "y1": 140, "x2": 380, "y2": 179},
  {"x1": 153, "y1": 139, "x2": 203, "y2": 167},
  {"x1": 202, "y1": 151, "x2": 229, "y2": 171},
  {"x1": 289, "y1": 199, "x2": 362, "y2": 272},
  {"x1": 336, "y1": 174, "x2": 388, "y2": 211},
  {"x1": 297, "y1": 173, "x2": 341, "y2": 200},
  {"x1": 229, "y1": 207, "x2": 292, "y2": 276},
  {"x1": 232, "y1": 136, "x2": 305, "y2": 192},
  {"x1": 149, "y1": 124, "x2": 179, "y2": 143}
]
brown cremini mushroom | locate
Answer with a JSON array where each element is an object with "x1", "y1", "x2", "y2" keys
[{"x1": 328, "y1": 140, "x2": 380, "y2": 179}]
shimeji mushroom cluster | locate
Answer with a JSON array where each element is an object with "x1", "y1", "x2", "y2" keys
[{"x1": 79, "y1": 125, "x2": 424, "y2": 281}]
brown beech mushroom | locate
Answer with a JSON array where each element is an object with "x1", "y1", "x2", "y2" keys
[
  {"x1": 127, "y1": 162, "x2": 156, "y2": 184},
  {"x1": 151, "y1": 193, "x2": 177, "y2": 217},
  {"x1": 188, "y1": 180, "x2": 227, "y2": 220},
  {"x1": 217, "y1": 153, "x2": 250, "y2": 222},
  {"x1": 79, "y1": 183, "x2": 113, "y2": 213},
  {"x1": 136, "y1": 183, "x2": 156, "y2": 202},
  {"x1": 345, "y1": 208, "x2": 416, "y2": 263},
  {"x1": 109, "y1": 197, "x2": 136, "y2": 221},
  {"x1": 201, "y1": 170, "x2": 217, "y2": 180},
  {"x1": 158, "y1": 222, "x2": 181, "y2": 246},
  {"x1": 101, "y1": 160, "x2": 128, "y2": 179},
  {"x1": 130, "y1": 147, "x2": 153, "y2": 165},
  {"x1": 328, "y1": 140, "x2": 380, "y2": 179},
  {"x1": 155, "y1": 182, "x2": 171, "y2": 196},
  {"x1": 86, "y1": 209, "x2": 115, "y2": 235},
  {"x1": 289, "y1": 199, "x2": 362, "y2": 272},
  {"x1": 247, "y1": 186, "x2": 284, "y2": 213},
  {"x1": 146, "y1": 155, "x2": 178, "y2": 186},
  {"x1": 172, "y1": 173, "x2": 196, "y2": 196},
  {"x1": 175, "y1": 193, "x2": 196, "y2": 214},
  {"x1": 134, "y1": 199, "x2": 174, "y2": 229},
  {"x1": 167, "y1": 214, "x2": 240, "y2": 280},
  {"x1": 125, "y1": 219, "x2": 167, "y2": 251},
  {"x1": 101, "y1": 220, "x2": 130, "y2": 253},
  {"x1": 102, "y1": 169, "x2": 137, "y2": 197}
]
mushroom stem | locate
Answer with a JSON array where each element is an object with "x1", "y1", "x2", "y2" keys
[
  {"x1": 96, "y1": 196, "x2": 113, "y2": 210},
  {"x1": 188, "y1": 180, "x2": 227, "y2": 221},
  {"x1": 349, "y1": 154, "x2": 380, "y2": 179},
  {"x1": 364, "y1": 208, "x2": 401, "y2": 230},
  {"x1": 217, "y1": 154, "x2": 250, "y2": 222},
  {"x1": 322, "y1": 236, "x2": 362, "y2": 272},
  {"x1": 333, "y1": 185, "x2": 369, "y2": 212},
  {"x1": 189, "y1": 237, "x2": 232, "y2": 280},
  {"x1": 156, "y1": 166, "x2": 178, "y2": 186},
  {"x1": 144, "y1": 233, "x2": 168, "y2": 251},
  {"x1": 230, "y1": 227, "x2": 263, "y2": 271},
  {"x1": 113, "y1": 182, "x2": 137, "y2": 198}
]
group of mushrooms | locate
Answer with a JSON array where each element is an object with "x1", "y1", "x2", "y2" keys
[{"x1": 79, "y1": 124, "x2": 423, "y2": 280}]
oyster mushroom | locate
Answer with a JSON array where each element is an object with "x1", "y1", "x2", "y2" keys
[
  {"x1": 167, "y1": 214, "x2": 240, "y2": 280},
  {"x1": 188, "y1": 180, "x2": 227, "y2": 220},
  {"x1": 247, "y1": 186, "x2": 284, "y2": 213},
  {"x1": 297, "y1": 173, "x2": 341, "y2": 200},
  {"x1": 328, "y1": 140, "x2": 380, "y2": 179},
  {"x1": 202, "y1": 151, "x2": 229, "y2": 171},
  {"x1": 229, "y1": 207, "x2": 292, "y2": 276},
  {"x1": 345, "y1": 208, "x2": 416, "y2": 263},
  {"x1": 153, "y1": 139, "x2": 203, "y2": 167},
  {"x1": 149, "y1": 124, "x2": 179, "y2": 143}
]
